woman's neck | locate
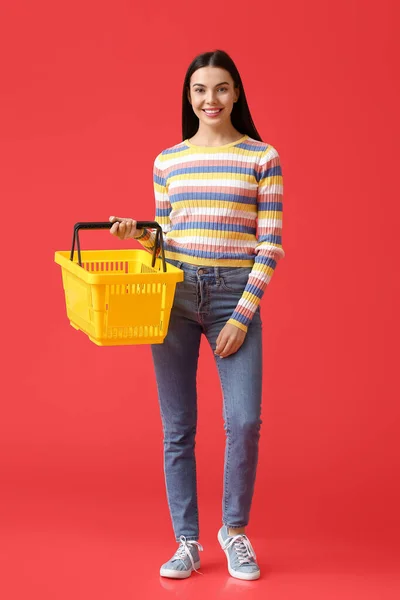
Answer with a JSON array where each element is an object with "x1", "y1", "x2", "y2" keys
[{"x1": 188, "y1": 125, "x2": 243, "y2": 147}]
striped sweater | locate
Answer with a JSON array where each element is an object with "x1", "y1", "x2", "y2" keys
[{"x1": 135, "y1": 134, "x2": 284, "y2": 332}]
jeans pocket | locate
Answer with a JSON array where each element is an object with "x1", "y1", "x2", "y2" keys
[{"x1": 219, "y1": 267, "x2": 253, "y2": 292}]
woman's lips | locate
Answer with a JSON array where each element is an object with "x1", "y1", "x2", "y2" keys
[{"x1": 202, "y1": 109, "x2": 223, "y2": 118}]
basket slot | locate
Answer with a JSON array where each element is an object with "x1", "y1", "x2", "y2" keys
[
  {"x1": 108, "y1": 283, "x2": 164, "y2": 295},
  {"x1": 78, "y1": 260, "x2": 159, "y2": 276},
  {"x1": 81, "y1": 261, "x2": 131, "y2": 274},
  {"x1": 106, "y1": 324, "x2": 161, "y2": 339},
  {"x1": 109, "y1": 261, "x2": 128, "y2": 272}
]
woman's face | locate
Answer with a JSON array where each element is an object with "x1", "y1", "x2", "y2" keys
[{"x1": 187, "y1": 66, "x2": 239, "y2": 126}]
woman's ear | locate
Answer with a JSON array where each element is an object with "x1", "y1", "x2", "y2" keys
[{"x1": 187, "y1": 89, "x2": 192, "y2": 105}]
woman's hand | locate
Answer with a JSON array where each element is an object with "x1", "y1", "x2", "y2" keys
[
  {"x1": 109, "y1": 216, "x2": 143, "y2": 240},
  {"x1": 215, "y1": 323, "x2": 247, "y2": 358}
]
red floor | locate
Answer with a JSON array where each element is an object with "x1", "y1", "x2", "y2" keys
[{"x1": 1, "y1": 489, "x2": 399, "y2": 600}]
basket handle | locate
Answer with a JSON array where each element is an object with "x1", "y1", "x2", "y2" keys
[{"x1": 70, "y1": 221, "x2": 167, "y2": 272}]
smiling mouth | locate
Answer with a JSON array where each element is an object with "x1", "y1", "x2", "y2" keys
[{"x1": 202, "y1": 109, "x2": 223, "y2": 116}]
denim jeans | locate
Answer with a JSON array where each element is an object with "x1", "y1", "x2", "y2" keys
[{"x1": 150, "y1": 258, "x2": 263, "y2": 542}]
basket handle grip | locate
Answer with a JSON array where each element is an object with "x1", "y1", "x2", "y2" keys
[{"x1": 70, "y1": 221, "x2": 167, "y2": 272}]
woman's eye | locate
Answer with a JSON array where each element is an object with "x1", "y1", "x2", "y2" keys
[{"x1": 194, "y1": 87, "x2": 228, "y2": 93}]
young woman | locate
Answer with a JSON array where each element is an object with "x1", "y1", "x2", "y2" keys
[{"x1": 109, "y1": 49, "x2": 284, "y2": 581}]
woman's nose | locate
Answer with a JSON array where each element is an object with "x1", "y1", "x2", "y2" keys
[{"x1": 205, "y1": 92, "x2": 217, "y2": 104}]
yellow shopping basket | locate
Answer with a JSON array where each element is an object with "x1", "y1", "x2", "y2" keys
[{"x1": 54, "y1": 221, "x2": 184, "y2": 346}]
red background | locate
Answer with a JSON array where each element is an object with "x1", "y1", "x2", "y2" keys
[{"x1": 1, "y1": 0, "x2": 399, "y2": 598}]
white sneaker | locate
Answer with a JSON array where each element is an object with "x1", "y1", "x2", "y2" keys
[{"x1": 160, "y1": 535, "x2": 203, "y2": 579}]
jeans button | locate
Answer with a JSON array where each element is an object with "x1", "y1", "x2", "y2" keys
[{"x1": 198, "y1": 269, "x2": 205, "y2": 275}]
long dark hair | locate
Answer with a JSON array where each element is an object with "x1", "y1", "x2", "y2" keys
[{"x1": 182, "y1": 49, "x2": 262, "y2": 142}]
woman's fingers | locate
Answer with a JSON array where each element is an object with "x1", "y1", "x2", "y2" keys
[
  {"x1": 124, "y1": 219, "x2": 134, "y2": 238},
  {"x1": 215, "y1": 332, "x2": 225, "y2": 355},
  {"x1": 218, "y1": 343, "x2": 232, "y2": 358},
  {"x1": 215, "y1": 333, "x2": 231, "y2": 357},
  {"x1": 109, "y1": 216, "x2": 122, "y2": 237},
  {"x1": 215, "y1": 323, "x2": 247, "y2": 358},
  {"x1": 108, "y1": 216, "x2": 137, "y2": 239},
  {"x1": 219, "y1": 343, "x2": 239, "y2": 359},
  {"x1": 118, "y1": 221, "x2": 126, "y2": 238},
  {"x1": 109, "y1": 221, "x2": 120, "y2": 235}
]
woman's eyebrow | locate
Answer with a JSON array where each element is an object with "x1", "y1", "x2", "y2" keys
[{"x1": 192, "y1": 81, "x2": 230, "y2": 87}]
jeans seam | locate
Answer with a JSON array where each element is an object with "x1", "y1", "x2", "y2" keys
[
  {"x1": 218, "y1": 267, "x2": 253, "y2": 293},
  {"x1": 159, "y1": 396, "x2": 199, "y2": 541},
  {"x1": 193, "y1": 415, "x2": 200, "y2": 536},
  {"x1": 216, "y1": 360, "x2": 231, "y2": 522}
]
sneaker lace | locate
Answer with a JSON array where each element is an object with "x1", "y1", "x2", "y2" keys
[
  {"x1": 172, "y1": 535, "x2": 204, "y2": 575},
  {"x1": 223, "y1": 534, "x2": 257, "y2": 565}
]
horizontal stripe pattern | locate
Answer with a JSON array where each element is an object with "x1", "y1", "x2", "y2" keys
[{"x1": 136, "y1": 135, "x2": 284, "y2": 331}]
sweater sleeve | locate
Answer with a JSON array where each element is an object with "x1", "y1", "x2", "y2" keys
[
  {"x1": 134, "y1": 153, "x2": 172, "y2": 257},
  {"x1": 227, "y1": 145, "x2": 285, "y2": 333}
]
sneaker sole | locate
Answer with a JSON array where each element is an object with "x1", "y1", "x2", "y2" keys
[
  {"x1": 217, "y1": 530, "x2": 260, "y2": 581},
  {"x1": 160, "y1": 560, "x2": 201, "y2": 579}
]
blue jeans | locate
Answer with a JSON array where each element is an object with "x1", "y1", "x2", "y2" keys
[{"x1": 150, "y1": 258, "x2": 263, "y2": 542}]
